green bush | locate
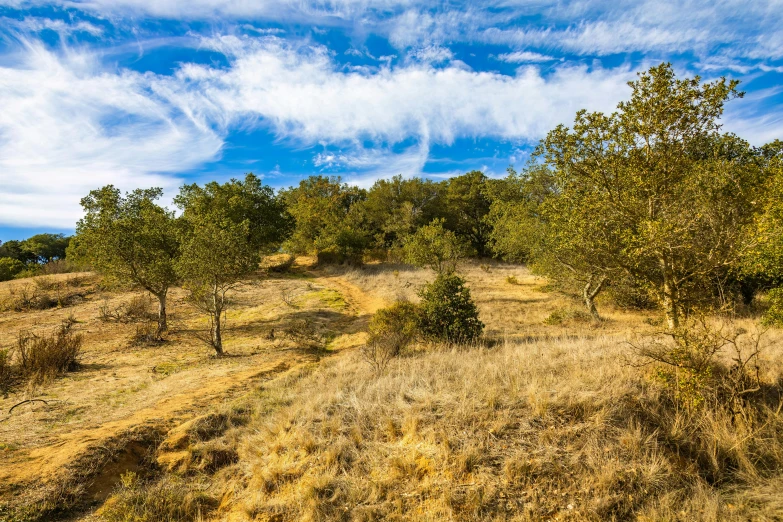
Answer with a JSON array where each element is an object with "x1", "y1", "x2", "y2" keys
[
  {"x1": 762, "y1": 287, "x2": 783, "y2": 327},
  {"x1": 363, "y1": 301, "x2": 419, "y2": 372},
  {"x1": 0, "y1": 257, "x2": 24, "y2": 282},
  {"x1": 417, "y1": 273, "x2": 483, "y2": 344}
]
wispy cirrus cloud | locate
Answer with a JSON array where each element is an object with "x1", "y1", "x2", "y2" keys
[
  {"x1": 0, "y1": 0, "x2": 781, "y2": 232},
  {"x1": 0, "y1": 42, "x2": 223, "y2": 227}
]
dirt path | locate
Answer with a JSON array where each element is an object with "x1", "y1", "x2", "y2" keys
[{"x1": 0, "y1": 270, "x2": 378, "y2": 516}]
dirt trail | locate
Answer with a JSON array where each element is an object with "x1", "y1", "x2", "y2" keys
[
  {"x1": 0, "y1": 358, "x2": 292, "y2": 486},
  {"x1": 0, "y1": 270, "x2": 377, "y2": 506}
]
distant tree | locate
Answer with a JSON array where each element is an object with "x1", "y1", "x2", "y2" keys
[
  {"x1": 0, "y1": 257, "x2": 24, "y2": 282},
  {"x1": 70, "y1": 186, "x2": 179, "y2": 338},
  {"x1": 403, "y1": 218, "x2": 470, "y2": 274},
  {"x1": 360, "y1": 175, "x2": 444, "y2": 254},
  {"x1": 0, "y1": 240, "x2": 33, "y2": 264},
  {"x1": 537, "y1": 63, "x2": 765, "y2": 328},
  {"x1": 280, "y1": 175, "x2": 368, "y2": 262},
  {"x1": 175, "y1": 174, "x2": 291, "y2": 355},
  {"x1": 21, "y1": 234, "x2": 71, "y2": 264},
  {"x1": 486, "y1": 165, "x2": 553, "y2": 264},
  {"x1": 442, "y1": 171, "x2": 493, "y2": 256}
]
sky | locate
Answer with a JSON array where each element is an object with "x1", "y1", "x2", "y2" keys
[{"x1": 0, "y1": 0, "x2": 782, "y2": 241}]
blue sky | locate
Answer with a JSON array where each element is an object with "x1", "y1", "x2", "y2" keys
[{"x1": 0, "y1": 0, "x2": 782, "y2": 241}]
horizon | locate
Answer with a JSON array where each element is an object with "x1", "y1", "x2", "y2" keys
[{"x1": 1, "y1": 0, "x2": 782, "y2": 241}]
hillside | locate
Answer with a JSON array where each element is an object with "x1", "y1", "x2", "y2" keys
[{"x1": 1, "y1": 261, "x2": 781, "y2": 521}]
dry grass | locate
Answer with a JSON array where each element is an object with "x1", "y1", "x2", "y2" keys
[
  {"x1": 0, "y1": 262, "x2": 374, "y2": 521},
  {"x1": 3, "y1": 262, "x2": 783, "y2": 521},
  {"x1": 202, "y1": 326, "x2": 782, "y2": 521}
]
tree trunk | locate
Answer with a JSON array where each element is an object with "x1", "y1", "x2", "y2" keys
[
  {"x1": 583, "y1": 274, "x2": 607, "y2": 321},
  {"x1": 659, "y1": 254, "x2": 679, "y2": 329},
  {"x1": 155, "y1": 291, "x2": 168, "y2": 338},
  {"x1": 212, "y1": 307, "x2": 223, "y2": 356},
  {"x1": 212, "y1": 284, "x2": 223, "y2": 356}
]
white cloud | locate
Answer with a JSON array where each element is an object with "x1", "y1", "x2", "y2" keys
[
  {"x1": 1, "y1": 16, "x2": 104, "y2": 37},
  {"x1": 0, "y1": 43, "x2": 223, "y2": 227},
  {"x1": 496, "y1": 51, "x2": 555, "y2": 63},
  {"x1": 169, "y1": 37, "x2": 633, "y2": 145},
  {"x1": 408, "y1": 44, "x2": 453, "y2": 64}
]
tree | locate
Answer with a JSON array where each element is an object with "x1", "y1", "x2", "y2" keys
[
  {"x1": 174, "y1": 173, "x2": 291, "y2": 253},
  {"x1": 743, "y1": 140, "x2": 783, "y2": 322},
  {"x1": 175, "y1": 174, "x2": 291, "y2": 355},
  {"x1": 442, "y1": 171, "x2": 493, "y2": 256},
  {"x1": 486, "y1": 165, "x2": 553, "y2": 264},
  {"x1": 403, "y1": 218, "x2": 470, "y2": 274},
  {"x1": 279, "y1": 176, "x2": 368, "y2": 262},
  {"x1": 0, "y1": 257, "x2": 24, "y2": 282},
  {"x1": 0, "y1": 240, "x2": 33, "y2": 264},
  {"x1": 21, "y1": 234, "x2": 71, "y2": 264},
  {"x1": 537, "y1": 63, "x2": 765, "y2": 328},
  {"x1": 360, "y1": 175, "x2": 444, "y2": 254},
  {"x1": 70, "y1": 186, "x2": 179, "y2": 337},
  {"x1": 176, "y1": 218, "x2": 256, "y2": 355}
]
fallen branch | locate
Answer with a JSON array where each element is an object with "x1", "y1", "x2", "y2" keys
[{"x1": 8, "y1": 398, "x2": 52, "y2": 414}]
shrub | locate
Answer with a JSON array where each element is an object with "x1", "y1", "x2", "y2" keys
[
  {"x1": 1, "y1": 283, "x2": 85, "y2": 312},
  {"x1": 543, "y1": 307, "x2": 592, "y2": 326},
  {"x1": 762, "y1": 287, "x2": 783, "y2": 327},
  {"x1": 638, "y1": 320, "x2": 765, "y2": 412},
  {"x1": 16, "y1": 321, "x2": 82, "y2": 383},
  {"x1": 284, "y1": 318, "x2": 328, "y2": 349},
  {"x1": 100, "y1": 294, "x2": 154, "y2": 323},
  {"x1": 130, "y1": 321, "x2": 165, "y2": 347},
  {"x1": 0, "y1": 257, "x2": 24, "y2": 282},
  {"x1": 403, "y1": 218, "x2": 470, "y2": 274},
  {"x1": 417, "y1": 273, "x2": 483, "y2": 344},
  {"x1": 0, "y1": 348, "x2": 13, "y2": 397},
  {"x1": 362, "y1": 301, "x2": 419, "y2": 372}
]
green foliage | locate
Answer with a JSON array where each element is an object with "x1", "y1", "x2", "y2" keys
[
  {"x1": 417, "y1": 273, "x2": 483, "y2": 344},
  {"x1": 743, "y1": 142, "x2": 783, "y2": 287},
  {"x1": 403, "y1": 218, "x2": 470, "y2": 274},
  {"x1": 359, "y1": 175, "x2": 444, "y2": 253},
  {"x1": 442, "y1": 170, "x2": 493, "y2": 256},
  {"x1": 176, "y1": 174, "x2": 288, "y2": 355},
  {"x1": 174, "y1": 173, "x2": 291, "y2": 253},
  {"x1": 280, "y1": 175, "x2": 369, "y2": 261},
  {"x1": 19, "y1": 234, "x2": 71, "y2": 264},
  {"x1": 486, "y1": 165, "x2": 553, "y2": 263},
  {"x1": 0, "y1": 257, "x2": 24, "y2": 281},
  {"x1": 762, "y1": 287, "x2": 783, "y2": 327},
  {"x1": 535, "y1": 63, "x2": 765, "y2": 327},
  {"x1": 70, "y1": 185, "x2": 178, "y2": 337},
  {"x1": 363, "y1": 301, "x2": 419, "y2": 373}
]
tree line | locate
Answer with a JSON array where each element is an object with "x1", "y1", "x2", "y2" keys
[{"x1": 3, "y1": 63, "x2": 782, "y2": 347}]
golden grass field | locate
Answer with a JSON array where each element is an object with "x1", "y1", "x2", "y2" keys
[{"x1": 1, "y1": 260, "x2": 782, "y2": 521}]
